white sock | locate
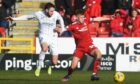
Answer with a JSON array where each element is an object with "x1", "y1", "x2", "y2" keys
[{"x1": 38, "y1": 51, "x2": 46, "y2": 69}]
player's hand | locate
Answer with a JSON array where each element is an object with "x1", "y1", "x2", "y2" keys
[
  {"x1": 54, "y1": 24, "x2": 62, "y2": 33},
  {"x1": 54, "y1": 28, "x2": 62, "y2": 33},
  {"x1": 5, "y1": 16, "x2": 13, "y2": 21}
]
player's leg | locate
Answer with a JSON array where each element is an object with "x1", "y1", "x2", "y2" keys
[
  {"x1": 62, "y1": 56, "x2": 80, "y2": 82},
  {"x1": 45, "y1": 40, "x2": 58, "y2": 75},
  {"x1": 90, "y1": 48, "x2": 102, "y2": 81},
  {"x1": 52, "y1": 55, "x2": 58, "y2": 65},
  {"x1": 35, "y1": 42, "x2": 48, "y2": 77},
  {"x1": 62, "y1": 48, "x2": 84, "y2": 82},
  {"x1": 46, "y1": 55, "x2": 58, "y2": 75},
  {"x1": 45, "y1": 55, "x2": 58, "y2": 66}
]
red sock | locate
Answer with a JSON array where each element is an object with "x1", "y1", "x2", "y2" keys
[{"x1": 93, "y1": 60, "x2": 100, "y2": 74}]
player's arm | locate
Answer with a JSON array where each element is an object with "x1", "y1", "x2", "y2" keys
[
  {"x1": 54, "y1": 12, "x2": 65, "y2": 34},
  {"x1": 54, "y1": 24, "x2": 68, "y2": 34},
  {"x1": 90, "y1": 17, "x2": 111, "y2": 22},
  {"x1": 54, "y1": 24, "x2": 73, "y2": 36},
  {"x1": 7, "y1": 14, "x2": 36, "y2": 21}
]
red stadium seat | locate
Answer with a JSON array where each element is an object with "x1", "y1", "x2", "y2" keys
[
  {"x1": 88, "y1": 22, "x2": 99, "y2": 37},
  {"x1": 0, "y1": 27, "x2": 6, "y2": 38},
  {"x1": 98, "y1": 27, "x2": 110, "y2": 37},
  {"x1": 0, "y1": 27, "x2": 6, "y2": 46},
  {"x1": 132, "y1": 28, "x2": 140, "y2": 37}
]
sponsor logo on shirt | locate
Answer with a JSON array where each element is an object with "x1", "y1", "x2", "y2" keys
[{"x1": 78, "y1": 27, "x2": 88, "y2": 32}]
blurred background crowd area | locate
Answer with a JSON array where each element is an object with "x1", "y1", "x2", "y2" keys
[{"x1": 0, "y1": 0, "x2": 140, "y2": 38}]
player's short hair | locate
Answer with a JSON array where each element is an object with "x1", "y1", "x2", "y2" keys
[
  {"x1": 44, "y1": 3, "x2": 55, "y2": 10},
  {"x1": 132, "y1": 9, "x2": 139, "y2": 14},
  {"x1": 75, "y1": 9, "x2": 84, "y2": 15}
]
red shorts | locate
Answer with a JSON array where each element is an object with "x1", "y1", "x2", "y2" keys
[{"x1": 74, "y1": 45, "x2": 97, "y2": 59}]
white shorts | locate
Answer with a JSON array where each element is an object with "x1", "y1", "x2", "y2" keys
[{"x1": 39, "y1": 34, "x2": 58, "y2": 56}]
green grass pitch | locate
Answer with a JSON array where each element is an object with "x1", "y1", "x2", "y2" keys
[{"x1": 0, "y1": 70, "x2": 140, "y2": 84}]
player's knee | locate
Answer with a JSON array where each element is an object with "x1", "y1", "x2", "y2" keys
[
  {"x1": 94, "y1": 49, "x2": 102, "y2": 60},
  {"x1": 42, "y1": 48, "x2": 48, "y2": 52},
  {"x1": 96, "y1": 50, "x2": 102, "y2": 60}
]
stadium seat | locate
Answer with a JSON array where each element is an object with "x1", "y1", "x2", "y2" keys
[
  {"x1": 0, "y1": 27, "x2": 6, "y2": 38},
  {"x1": 88, "y1": 22, "x2": 99, "y2": 37},
  {"x1": 100, "y1": 20, "x2": 111, "y2": 28},
  {"x1": 132, "y1": 28, "x2": 140, "y2": 37},
  {"x1": 0, "y1": 27, "x2": 6, "y2": 46},
  {"x1": 97, "y1": 27, "x2": 110, "y2": 37}
]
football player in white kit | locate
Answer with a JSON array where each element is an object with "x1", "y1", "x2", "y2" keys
[{"x1": 11, "y1": 3, "x2": 65, "y2": 77}]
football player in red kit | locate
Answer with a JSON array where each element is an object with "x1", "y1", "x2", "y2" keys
[
  {"x1": 85, "y1": 0, "x2": 101, "y2": 18},
  {"x1": 132, "y1": 0, "x2": 140, "y2": 9},
  {"x1": 59, "y1": 9, "x2": 102, "y2": 82},
  {"x1": 84, "y1": 0, "x2": 102, "y2": 23}
]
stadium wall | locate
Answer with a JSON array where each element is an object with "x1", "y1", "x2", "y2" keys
[
  {"x1": 36, "y1": 37, "x2": 140, "y2": 72},
  {"x1": 0, "y1": 38, "x2": 140, "y2": 72},
  {"x1": 0, "y1": 54, "x2": 115, "y2": 71}
]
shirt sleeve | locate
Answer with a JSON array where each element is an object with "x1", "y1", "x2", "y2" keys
[
  {"x1": 56, "y1": 12, "x2": 65, "y2": 32},
  {"x1": 12, "y1": 11, "x2": 38, "y2": 20},
  {"x1": 12, "y1": 14, "x2": 36, "y2": 20}
]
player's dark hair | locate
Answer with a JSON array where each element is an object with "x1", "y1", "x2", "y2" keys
[
  {"x1": 44, "y1": 3, "x2": 55, "y2": 10},
  {"x1": 75, "y1": 9, "x2": 84, "y2": 15}
]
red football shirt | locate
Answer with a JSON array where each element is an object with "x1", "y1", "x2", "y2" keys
[{"x1": 67, "y1": 21, "x2": 93, "y2": 48}]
